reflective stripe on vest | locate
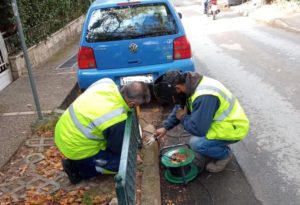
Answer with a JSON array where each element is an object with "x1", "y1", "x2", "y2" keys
[
  {"x1": 69, "y1": 104, "x2": 125, "y2": 141},
  {"x1": 196, "y1": 85, "x2": 236, "y2": 121}
]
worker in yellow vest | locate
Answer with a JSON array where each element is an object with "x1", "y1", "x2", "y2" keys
[
  {"x1": 55, "y1": 78, "x2": 151, "y2": 184},
  {"x1": 155, "y1": 71, "x2": 249, "y2": 173}
]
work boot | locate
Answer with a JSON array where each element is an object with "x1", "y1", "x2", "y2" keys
[
  {"x1": 206, "y1": 152, "x2": 234, "y2": 173},
  {"x1": 62, "y1": 159, "x2": 82, "y2": 184}
]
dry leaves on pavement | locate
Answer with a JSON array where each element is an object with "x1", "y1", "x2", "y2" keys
[{"x1": 36, "y1": 146, "x2": 64, "y2": 178}]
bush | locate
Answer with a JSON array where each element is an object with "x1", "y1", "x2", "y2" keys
[
  {"x1": 0, "y1": 0, "x2": 90, "y2": 53},
  {"x1": 0, "y1": 1, "x2": 14, "y2": 36}
]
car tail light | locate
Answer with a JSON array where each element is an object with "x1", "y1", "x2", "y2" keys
[
  {"x1": 173, "y1": 36, "x2": 192, "y2": 60},
  {"x1": 78, "y1": 47, "x2": 96, "y2": 69}
]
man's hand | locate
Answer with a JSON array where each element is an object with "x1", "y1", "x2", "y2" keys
[
  {"x1": 155, "y1": 127, "x2": 167, "y2": 139},
  {"x1": 176, "y1": 107, "x2": 187, "y2": 120}
]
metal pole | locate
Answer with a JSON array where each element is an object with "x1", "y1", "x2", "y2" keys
[{"x1": 11, "y1": 0, "x2": 43, "y2": 119}]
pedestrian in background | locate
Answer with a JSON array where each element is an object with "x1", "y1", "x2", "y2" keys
[{"x1": 203, "y1": 0, "x2": 209, "y2": 14}]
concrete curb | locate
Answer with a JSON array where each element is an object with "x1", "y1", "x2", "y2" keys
[
  {"x1": 232, "y1": 4, "x2": 300, "y2": 34},
  {"x1": 139, "y1": 110, "x2": 162, "y2": 205},
  {"x1": 272, "y1": 18, "x2": 300, "y2": 33},
  {"x1": 251, "y1": 16, "x2": 300, "y2": 33},
  {"x1": 141, "y1": 143, "x2": 161, "y2": 205}
]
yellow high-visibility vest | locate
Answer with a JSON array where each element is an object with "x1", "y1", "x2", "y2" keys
[
  {"x1": 188, "y1": 76, "x2": 250, "y2": 141},
  {"x1": 55, "y1": 78, "x2": 130, "y2": 160}
]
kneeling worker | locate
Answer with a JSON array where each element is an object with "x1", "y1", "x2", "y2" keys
[
  {"x1": 155, "y1": 71, "x2": 250, "y2": 172},
  {"x1": 55, "y1": 78, "x2": 151, "y2": 184}
]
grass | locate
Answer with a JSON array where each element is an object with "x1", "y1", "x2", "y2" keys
[
  {"x1": 31, "y1": 112, "x2": 61, "y2": 134},
  {"x1": 83, "y1": 192, "x2": 93, "y2": 205}
]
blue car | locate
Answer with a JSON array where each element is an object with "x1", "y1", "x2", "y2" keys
[{"x1": 77, "y1": 0, "x2": 195, "y2": 89}]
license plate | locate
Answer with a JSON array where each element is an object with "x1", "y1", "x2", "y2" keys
[{"x1": 120, "y1": 74, "x2": 153, "y2": 85}]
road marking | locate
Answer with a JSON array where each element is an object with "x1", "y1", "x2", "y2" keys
[
  {"x1": 0, "y1": 110, "x2": 52, "y2": 116},
  {"x1": 220, "y1": 43, "x2": 243, "y2": 51},
  {"x1": 56, "y1": 71, "x2": 76, "y2": 75}
]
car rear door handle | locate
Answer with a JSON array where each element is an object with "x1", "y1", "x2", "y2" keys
[{"x1": 128, "y1": 60, "x2": 141, "y2": 64}]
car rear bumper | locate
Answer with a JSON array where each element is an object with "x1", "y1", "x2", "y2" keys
[{"x1": 77, "y1": 59, "x2": 195, "y2": 89}]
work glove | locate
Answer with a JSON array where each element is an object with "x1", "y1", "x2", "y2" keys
[{"x1": 144, "y1": 134, "x2": 158, "y2": 146}]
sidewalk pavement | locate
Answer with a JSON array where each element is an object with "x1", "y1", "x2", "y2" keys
[
  {"x1": 0, "y1": 37, "x2": 79, "y2": 169},
  {"x1": 231, "y1": 1, "x2": 300, "y2": 33}
]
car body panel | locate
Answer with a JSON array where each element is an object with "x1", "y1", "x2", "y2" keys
[
  {"x1": 89, "y1": 36, "x2": 176, "y2": 69},
  {"x1": 78, "y1": 0, "x2": 195, "y2": 89},
  {"x1": 78, "y1": 58, "x2": 194, "y2": 88}
]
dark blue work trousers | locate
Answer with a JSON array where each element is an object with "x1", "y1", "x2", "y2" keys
[{"x1": 69, "y1": 120, "x2": 126, "y2": 180}]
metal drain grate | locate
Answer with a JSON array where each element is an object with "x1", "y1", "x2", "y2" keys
[{"x1": 57, "y1": 53, "x2": 77, "y2": 69}]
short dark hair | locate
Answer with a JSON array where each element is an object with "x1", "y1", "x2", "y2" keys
[
  {"x1": 121, "y1": 82, "x2": 151, "y2": 104},
  {"x1": 163, "y1": 70, "x2": 186, "y2": 86}
]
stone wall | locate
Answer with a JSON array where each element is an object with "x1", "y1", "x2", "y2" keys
[{"x1": 8, "y1": 15, "x2": 84, "y2": 80}]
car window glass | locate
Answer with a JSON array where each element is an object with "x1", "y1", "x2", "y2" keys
[{"x1": 86, "y1": 3, "x2": 178, "y2": 42}]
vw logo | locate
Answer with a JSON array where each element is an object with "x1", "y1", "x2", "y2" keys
[{"x1": 128, "y1": 43, "x2": 138, "y2": 53}]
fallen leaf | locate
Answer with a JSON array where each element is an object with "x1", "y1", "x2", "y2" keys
[{"x1": 16, "y1": 164, "x2": 28, "y2": 176}]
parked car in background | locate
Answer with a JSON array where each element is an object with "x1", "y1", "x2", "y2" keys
[
  {"x1": 222, "y1": 0, "x2": 244, "y2": 6},
  {"x1": 77, "y1": 0, "x2": 195, "y2": 90}
]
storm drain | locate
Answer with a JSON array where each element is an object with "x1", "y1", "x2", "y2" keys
[
  {"x1": 58, "y1": 83, "x2": 81, "y2": 110},
  {"x1": 57, "y1": 53, "x2": 77, "y2": 69}
]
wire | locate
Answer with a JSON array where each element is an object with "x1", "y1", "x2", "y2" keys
[
  {"x1": 142, "y1": 109, "x2": 213, "y2": 203},
  {"x1": 192, "y1": 154, "x2": 214, "y2": 205},
  {"x1": 162, "y1": 153, "x2": 215, "y2": 205},
  {"x1": 193, "y1": 156, "x2": 205, "y2": 173},
  {"x1": 197, "y1": 180, "x2": 215, "y2": 205},
  {"x1": 166, "y1": 130, "x2": 191, "y2": 139},
  {"x1": 160, "y1": 145, "x2": 214, "y2": 205}
]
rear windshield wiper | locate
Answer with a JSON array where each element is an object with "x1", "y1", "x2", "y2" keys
[{"x1": 133, "y1": 31, "x2": 167, "y2": 38}]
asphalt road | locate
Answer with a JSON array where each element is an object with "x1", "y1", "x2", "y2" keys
[{"x1": 175, "y1": 3, "x2": 300, "y2": 205}]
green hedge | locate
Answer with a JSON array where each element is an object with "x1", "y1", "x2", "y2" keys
[
  {"x1": 0, "y1": 1, "x2": 14, "y2": 35},
  {"x1": 0, "y1": 0, "x2": 90, "y2": 53}
]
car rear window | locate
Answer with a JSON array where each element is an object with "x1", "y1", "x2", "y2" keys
[{"x1": 86, "y1": 3, "x2": 178, "y2": 42}]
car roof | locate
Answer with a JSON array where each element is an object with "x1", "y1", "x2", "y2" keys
[{"x1": 92, "y1": 0, "x2": 171, "y2": 8}]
